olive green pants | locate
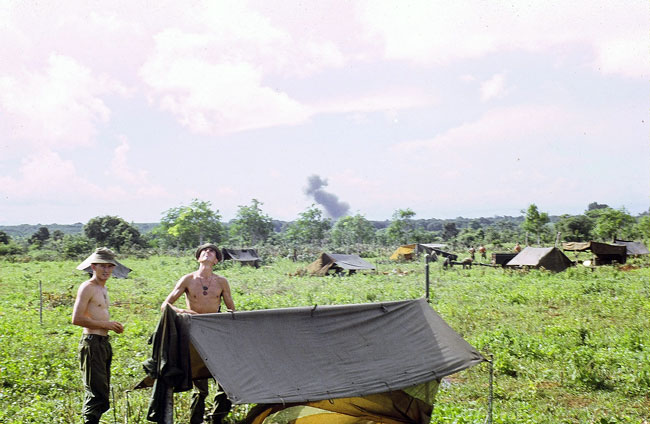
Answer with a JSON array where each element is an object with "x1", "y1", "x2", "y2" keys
[
  {"x1": 79, "y1": 335, "x2": 112, "y2": 424},
  {"x1": 190, "y1": 378, "x2": 232, "y2": 424}
]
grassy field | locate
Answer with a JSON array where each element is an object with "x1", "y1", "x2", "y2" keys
[{"x1": 0, "y1": 254, "x2": 648, "y2": 423}]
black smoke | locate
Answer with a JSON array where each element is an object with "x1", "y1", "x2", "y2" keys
[{"x1": 304, "y1": 175, "x2": 350, "y2": 219}]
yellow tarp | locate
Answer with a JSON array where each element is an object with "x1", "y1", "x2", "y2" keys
[{"x1": 390, "y1": 244, "x2": 417, "y2": 261}]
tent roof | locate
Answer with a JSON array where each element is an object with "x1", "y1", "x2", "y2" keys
[
  {"x1": 506, "y1": 247, "x2": 573, "y2": 272},
  {"x1": 189, "y1": 298, "x2": 485, "y2": 405},
  {"x1": 76, "y1": 258, "x2": 132, "y2": 279},
  {"x1": 562, "y1": 241, "x2": 627, "y2": 256},
  {"x1": 222, "y1": 248, "x2": 261, "y2": 262},
  {"x1": 307, "y1": 253, "x2": 375, "y2": 275},
  {"x1": 418, "y1": 243, "x2": 447, "y2": 250},
  {"x1": 327, "y1": 253, "x2": 375, "y2": 270},
  {"x1": 614, "y1": 239, "x2": 649, "y2": 256}
]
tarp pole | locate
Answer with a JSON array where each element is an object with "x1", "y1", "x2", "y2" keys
[
  {"x1": 486, "y1": 355, "x2": 493, "y2": 424},
  {"x1": 425, "y1": 255, "x2": 430, "y2": 302}
]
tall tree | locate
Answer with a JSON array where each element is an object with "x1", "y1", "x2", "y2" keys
[
  {"x1": 229, "y1": 199, "x2": 274, "y2": 246},
  {"x1": 283, "y1": 205, "x2": 331, "y2": 246},
  {"x1": 592, "y1": 207, "x2": 635, "y2": 242},
  {"x1": 84, "y1": 216, "x2": 144, "y2": 251},
  {"x1": 0, "y1": 230, "x2": 11, "y2": 244},
  {"x1": 330, "y1": 213, "x2": 376, "y2": 247},
  {"x1": 386, "y1": 209, "x2": 416, "y2": 245},
  {"x1": 554, "y1": 214, "x2": 594, "y2": 242},
  {"x1": 442, "y1": 222, "x2": 459, "y2": 240},
  {"x1": 28, "y1": 226, "x2": 50, "y2": 247},
  {"x1": 156, "y1": 199, "x2": 225, "y2": 248},
  {"x1": 521, "y1": 204, "x2": 550, "y2": 245}
]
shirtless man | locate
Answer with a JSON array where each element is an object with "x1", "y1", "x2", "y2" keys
[
  {"x1": 72, "y1": 247, "x2": 124, "y2": 424},
  {"x1": 161, "y1": 243, "x2": 235, "y2": 424}
]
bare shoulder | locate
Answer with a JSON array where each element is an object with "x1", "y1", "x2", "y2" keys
[
  {"x1": 177, "y1": 272, "x2": 196, "y2": 285},
  {"x1": 213, "y1": 273, "x2": 229, "y2": 284},
  {"x1": 76, "y1": 279, "x2": 94, "y2": 295}
]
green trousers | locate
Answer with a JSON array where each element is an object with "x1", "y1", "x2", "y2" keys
[
  {"x1": 79, "y1": 334, "x2": 112, "y2": 424},
  {"x1": 190, "y1": 378, "x2": 232, "y2": 424}
]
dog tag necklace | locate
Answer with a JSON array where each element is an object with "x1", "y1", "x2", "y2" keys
[{"x1": 202, "y1": 280, "x2": 209, "y2": 295}]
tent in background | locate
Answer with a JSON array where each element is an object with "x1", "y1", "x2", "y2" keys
[
  {"x1": 222, "y1": 248, "x2": 261, "y2": 268},
  {"x1": 614, "y1": 239, "x2": 649, "y2": 256},
  {"x1": 562, "y1": 241, "x2": 627, "y2": 265},
  {"x1": 141, "y1": 299, "x2": 486, "y2": 423},
  {"x1": 390, "y1": 243, "x2": 449, "y2": 261},
  {"x1": 506, "y1": 247, "x2": 574, "y2": 272},
  {"x1": 491, "y1": 253, "x2": 518, "y2": 268},
  {"x1": 307, "y1": 253, "x2": 375, "y2": 276}
]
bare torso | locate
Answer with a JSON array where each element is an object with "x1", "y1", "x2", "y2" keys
[
  {"x1": 75, "y1": 281, "x2": 112, "y2": 336},
  {"x1": 183, "y1": 271, "x2": 228, "y2": 314}
]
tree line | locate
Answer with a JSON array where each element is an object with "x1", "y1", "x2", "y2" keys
[{"x1": 0, "y1": 199, "x2": 647, "y2": 260}]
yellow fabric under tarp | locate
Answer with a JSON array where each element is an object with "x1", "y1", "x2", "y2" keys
[
  {"x1": 390, "y1": 244, "x2": 417, "y2": 261},
  {"x1": 245, "y1": 382, "x2": 439, "y2": 424}
]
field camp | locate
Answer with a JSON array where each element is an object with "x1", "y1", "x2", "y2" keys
[{"x1": 0, "y1": 202, "x2": 649, "y2": 424}]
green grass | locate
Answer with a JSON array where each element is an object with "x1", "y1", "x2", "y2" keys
[{"x1": 1, "y1": 256, "x2": 648, "y2": 423}]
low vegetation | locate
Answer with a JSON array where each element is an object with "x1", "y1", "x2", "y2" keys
[{"x1": 1, "y1": 254, "x2": 648, "y2": 423}]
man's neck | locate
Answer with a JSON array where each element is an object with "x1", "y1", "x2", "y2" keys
[
  {"x1": 91, "y1": 276, "x2": 107, "y2": 286},
  {"x1": 196, "y1": 263, "x2": 214, "y2": 277}
]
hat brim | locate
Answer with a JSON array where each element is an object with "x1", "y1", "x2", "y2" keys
[{"x1": 195, "y1": 243, "x2": 223, "y2": 262}]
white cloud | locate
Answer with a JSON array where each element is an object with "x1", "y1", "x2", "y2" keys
[
  {"x1": 358, "y1": 0, "x2": 649, "y2": 79},
  {"x1": 480, "y1": 73, "x2": 507, "y2": 102},
  {"x1": 140, "y1": 28, "x2": 313, "y2": 135},
  {"x1": 0, "y1": 151, "x2": 103, "y2": 201},
  {"x1": 108, "y1": 136, "x2": 168, "y2": 198},
  {"x1": 0, "y1": 54, "x2": 125, "y2": 149}
]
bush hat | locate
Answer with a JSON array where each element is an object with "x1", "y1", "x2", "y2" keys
[
  {"x1": 85, "y1": 247, "x2": 118, "y2": 266},
  {"x1": 195, "y1": 243, "x2": 223, "y2": 262}
]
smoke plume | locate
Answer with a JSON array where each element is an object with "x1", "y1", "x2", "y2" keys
[{"x1": 304, "y1": 175, "x2": 350, "y2": 219}]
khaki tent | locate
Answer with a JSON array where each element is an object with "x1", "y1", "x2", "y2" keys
[
  {"x1": 141, "y1": 299, "x2": 486, "y2": 423},
  {"x1": 307, "y1": 253, "x2": 375, "y2": 276},
  {"x1": 506, "y1": 247, "x2": 574, "y2": 272},
  {"x1": 614, "y1": 239, "x2": 649, "y2": 256},
  {"x1": 222, "y1": 248, "x2": 261, "y2": 267},
  {"x1": 562, "y1": 241, "x2": 627, "y2": 265}
]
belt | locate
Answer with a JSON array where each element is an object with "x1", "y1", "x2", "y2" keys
[{"x1": 82, "y1": 334, "x2": 110, "y2": 341}]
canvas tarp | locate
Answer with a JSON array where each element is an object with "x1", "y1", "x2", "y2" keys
[
  {"x1": 187, "y1": 298, "x2": 486, "y2": 423},
  {"x1": 614, "y1": 239, "x2": 649, "y2": 256},
  {"x1": 222, "y1": 248, "x2": 261, "y2": 267},
  {"x1": 390, "y1": 244, "x2": 418, "y2": 261},
  {"x1": 307, "y1": 253, "x2": 375, "y2": 276},
  {"x1": 562, "y1": 241, "x2": 627, "y2": 265},
  {"x1": 506, "y1": 247, "x2": 574, "y2": 272},
  {"x1": 391, "y1": 244, "x2": 450, "y2": 261},
  {"x1": 76, "y1": 258, "x2": 132, "y2": 279}
]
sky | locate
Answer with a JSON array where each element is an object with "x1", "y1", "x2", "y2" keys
[{"x1": 1, "y1": 1, "x2": 648, "y2": 225}]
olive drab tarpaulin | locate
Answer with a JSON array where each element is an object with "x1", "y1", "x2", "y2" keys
[{"x1": 188, "y1": 298, "x2": 485, "y2": 423}]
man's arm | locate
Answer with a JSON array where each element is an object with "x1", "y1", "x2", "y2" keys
[
  {"x1": 71, "y1": 283, "x2": 123, "y2": 333},
  {"x1": 161, "y1": 275, "x2": 197, "y2": 314},
  {"x1": 221, "y1": 279, "x2": 236, "y2": 311}
]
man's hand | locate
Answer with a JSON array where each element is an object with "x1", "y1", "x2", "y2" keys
[{"x1": 107, "y1": 321, "x2": 124, "y2": 334}]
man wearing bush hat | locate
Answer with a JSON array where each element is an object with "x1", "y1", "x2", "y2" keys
[
  {"x1": 161, "y1": 242, "x2": 235, "y2": 424},
  {"x1": 72, "y1": 247, "x2": 124, "y2": 424}
]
